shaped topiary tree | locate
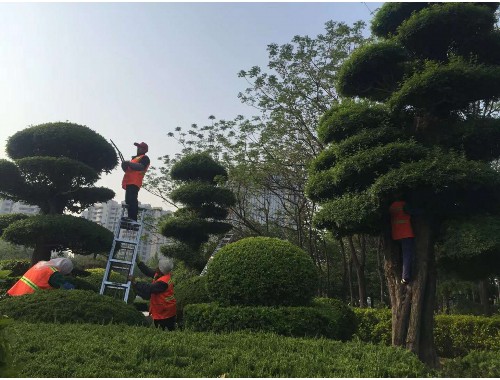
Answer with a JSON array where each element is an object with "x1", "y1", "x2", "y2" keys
[
  {"x1": 307, "y1": 2, "x2": 500, "y2": 366},
  {"x1": 206, "y1": 237, "x2": 318, "y2": 306},
  {"x1": 0, "y1": 122, "x2": 117, "y2": 264},
  {"x1": 160, "y1": 152, "x2": 236, "y2": 271}
]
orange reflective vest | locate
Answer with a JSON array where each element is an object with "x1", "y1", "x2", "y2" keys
[
  {"x1": 7, "y1": 265, "x2": 58, "y2": 296},
  {"x1": 389, "y1": 201, "x2": 415, "y2": 240},
  {"x1": 122, "y1": 155, "x2": 149, "y2": 189},
  {"x1": 149, "y1": 272, "x2": 176, "y2": 320}
]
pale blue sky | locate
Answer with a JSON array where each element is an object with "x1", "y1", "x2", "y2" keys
[{"x1": 0, "y1": 2, "x2": 380, "y2": 209}]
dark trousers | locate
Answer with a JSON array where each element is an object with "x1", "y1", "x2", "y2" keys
[
  {"x1": 154, "y1": 316, "x2": 176, "y2": 331},
  {"x1": 400, "y1": 237, "x2": 415, "y2": 282},
  {"x1": 125, "y1": 184, "x2": 139, "y2": 221}
]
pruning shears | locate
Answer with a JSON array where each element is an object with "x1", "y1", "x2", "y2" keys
[{"x1": 110, "y1": 139, "x2": 125, "y2": 163}]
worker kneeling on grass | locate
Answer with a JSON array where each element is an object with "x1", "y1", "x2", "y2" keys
[
  {"x1": 129, "y1": 257, "x2": 176, "y2": 331},
  {"x1": 7, "y1": 257, "x2": 75, "y2": 296}
]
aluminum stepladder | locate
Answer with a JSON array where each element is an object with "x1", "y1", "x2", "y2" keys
[
  {"x1": 200, "y1": 231, "x2": 234, "y2": 276},
  {"x1": 99, "y1": 205, "x2": 147, "y2": 302}
]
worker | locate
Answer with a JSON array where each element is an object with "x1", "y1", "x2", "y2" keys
[
  {"x1": 121, "y1": 142, "x2": 150, "y2": 222},
  {"x1": 129, "y1": 257, "x2": 176, "y2": 331},
  {"x1": 389, "y1": 195, "x2": 415, "y2": 285},
  {"x1": 7, "y1": 257, "x2": 75, "y2": 296}
]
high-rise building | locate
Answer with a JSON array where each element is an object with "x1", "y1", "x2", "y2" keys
[
  {"x1": 80, "y1": 200, "x2": 172, "y2": 263},
  {"x1": 0, "y1": 198, "x2": 40, "y2": 215}
]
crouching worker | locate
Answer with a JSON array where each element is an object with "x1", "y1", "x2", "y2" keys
[
  {"x1": 129, "y1": 257, "x2": 176, "y2": 331},
  {"x1": 7, "y1": 258, "x2": 75, "y2": 296}
]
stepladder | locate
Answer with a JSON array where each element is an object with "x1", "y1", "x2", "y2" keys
[
  {"x1": 99, "y1": 205, "x2": 147, "y2": 302},
  {"x1": 200, "y1": 231, "x2": 234, "y2": 276}
]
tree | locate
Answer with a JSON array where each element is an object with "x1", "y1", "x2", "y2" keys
[
  {"x1": 159, "y1": 152, "x2": 236, "y2": 271},
  {"x1": 0, "y1": 122, "x2": 117, "y2": 264},
  {"x1": 307, "y1": 3, "x2": 500, "y2": 366}
]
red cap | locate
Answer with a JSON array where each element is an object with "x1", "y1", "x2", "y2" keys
[{"x1": 134, "y1": 142, "x2": 148, "y2": 152}]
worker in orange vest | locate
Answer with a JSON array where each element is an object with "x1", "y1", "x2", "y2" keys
[
  {"x1": 129, "y1": 257, "x2": 176, "y2": 331},
  {"x1": 7, "y1": 258, "x2": 75, "y2": 296},
  {"x1": 121, "y1": 142, "x2": 150, "y2": 221},
  {"x1": 389, "y1": 195, "x2": 416, "y2": 285}
]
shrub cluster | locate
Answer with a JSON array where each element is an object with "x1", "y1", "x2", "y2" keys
[
  {"x1": 440, "y1": 349, "x2": 500, "y2": 377},
  {"x1": 0, "y1": 317, "x2": 13, "y2": 377},
  {"x1": 183, "y1": 299, "x2": 356, "y2": 341},
  {"x1": 0, "y1": 290, "x2": 147, "y2": 326},
  {"x1": 175, "y1": 275, "x2": 210, "y2": 323},
  {"x1": 8, "y1": 322, "x2": 429, "y2": 377},
  {"x1": 353, "y1": 308, "x2": 500, "y2": 358},
  {"x1": 206, "y1": 237, "x2": 318, "y2": 307}
]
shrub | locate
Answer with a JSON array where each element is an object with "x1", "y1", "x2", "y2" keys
[
  {"x1": 8, "y1": 322, "x2": 430, "y2": 378},
  {"x1": 175, "y1": 275, "x2": 210, "y2": 323},
  {"x1": 71, "y1": 268, "x2": 136, "y2": 303},
  {"x1": 353, "y1": 307, "x2": 392, "y2": 345},
  {"x1": 206, "y1": 237, "x2": 318, "y2": 306},
  {"x1": 0, "y1": 290, "x2": 148, "y2": 326},
  {"x1": 0, "y1": 317, "x2": 14, "y2": 377},
  {"x1": 440, "y1": 350, "x2": 500, "y2": 377},
  {"x1": 0, "y1": 259, "x2": 30, "y2": 276},
  {"x1": 183, "y1": 300, "x2": 356, "y2": 341}
]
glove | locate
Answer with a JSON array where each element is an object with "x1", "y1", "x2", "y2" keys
[{"x1": 62, "y1": 282, "x2": 75, "y2": 290}]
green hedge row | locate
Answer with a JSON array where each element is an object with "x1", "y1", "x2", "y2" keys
[
  {"x1": 353, "y1": 308, "x2": 500, "y2": 358},
  {"x1": 8, "y1": 322, "x2": 430, "y2": 377},
  {"x1": 0, "y1": 317, "x2": 13, "y2": 377},
  {"x1": 183, "y1": 298, "x2": 356, "y2": 341},
  {"x1": 440, "y1": 349, "x2": 500, "y2": 377}
]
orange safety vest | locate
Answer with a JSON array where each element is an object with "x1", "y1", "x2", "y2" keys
[
  {"x1": 122, "y1": 155, "x2": 149, "y2": 189},
  {"x1": 389, "y1": 201, "x2": 415, "y2": 240},
  {"x1": 7, "y1": 265, "x2": 58, "y2": 296},
  {"x1": 149, "y1": 272, "x2": 176, "y2": 320}
]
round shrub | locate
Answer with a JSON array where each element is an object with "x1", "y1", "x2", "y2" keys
[
  {"x1": 0, "y1": 290, "x2": 147, "y2": 326},
  {"x1": 175, "y1": 275, "x2": 210, "y2": 322},
  {"x1": 206, "y1": 237, "x2": 318, "y2": 306}
]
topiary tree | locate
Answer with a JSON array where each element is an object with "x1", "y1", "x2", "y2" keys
[
  {"x1": 160, "y1": 152, "x2": 236, "y2": 271},
  {"x1": 206, "y1": 237, "x2": 318, "y2": 306},
  {"x1": 0, "y1": 122, "x2": 117, "y2": 264},
  {"x1": 307, "y1": 2, "x2": 500, "y2": 366}
]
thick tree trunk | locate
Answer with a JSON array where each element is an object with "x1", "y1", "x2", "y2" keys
[
  {"x1": 383, "y1": 215, "x2": 439, "y2": 368},
  {"x1": 31, "y1": 242, "x2": 52, "y2": 266}
]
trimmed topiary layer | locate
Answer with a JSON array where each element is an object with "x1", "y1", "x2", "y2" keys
[
  {"x1": 0, "y1": 290, "x2": 147, "y2": 326},
  {"x1": 206, "y1": 237, "x2": 318, "y2": 306}
]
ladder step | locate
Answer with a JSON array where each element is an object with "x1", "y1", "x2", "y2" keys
[
  {"x1": 115, "y1": 238, "x2": 140, "y2": 245},
  {"x1": 103, "y1": 281, "x2": 130, "y2": 288},
  {"x1": 109, "y1": 258, "x2": 135, "y2": 265}
]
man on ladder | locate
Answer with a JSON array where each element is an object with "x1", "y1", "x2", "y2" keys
[{"x1": 121, "y1": 141, "x2": 150, "y2": 221}]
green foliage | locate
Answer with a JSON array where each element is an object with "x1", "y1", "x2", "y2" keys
[
  {"x1": 71, "y1": 268, "x2": 136, "y2": 303},
  {"x1": 3, "y1": 215, "x2": 113, "y2": 256},
  {"x1": 0, "y1": 290, "x2": 147, "y2": 326},
  {"x1": 0, "y1": 213, "x2": 30, "y2": 236},
  {"x1": 440, "y1": 350, "x2": 500, "y2": 377},
  {"x1": 8, "y1": 322, "x2": 430, "y2": 377},
  {"x1": 397, "y1": 3, "x2": 495, "y2": 61},
  {"x1": 160, "y1": 215, "x2": 211, "y2": 247},
  {"x1": 0, "y1": 259, "x2": 30, "y2": 295},
  {"x1": 317, "y1": 101, "x2": 390, "y2": 144},
  {"x1": 161, "y1": 241, "x2": 206, "y2": 272},
  {"x1": 175, "y1": 275, "x2": 210, "y2": 322},
  {"x1": 6, "y1": 122, "x2": 117, "y2": 173},
  {"x1": 337, "y1": 41, "x2": 408, "y2": 101},
  {"x1": 370, "y1": 2, "x2": 430, "y2": 38},
  {"x1": 352, "y1": 307, "x2": 392, "y2": 345},
  {"x1": 184, "y1": 299, "x2": 356, "y2": 341},
  {"x1": 0, "y1": 317, "x2": 13, "y2": 377},
  {"x1": 206, "y1": 237, "x2": 318, "y2": 306},
  {"x1": 170, "y1": 182, "x2": 236, "y2": 210},
  {"x1": 170, "y1": 152, "x2": 227, "y2": 183}
]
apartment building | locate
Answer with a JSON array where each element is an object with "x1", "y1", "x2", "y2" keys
[{"x1": 0, "y1": 198, "x2": 40, "y2": 215}]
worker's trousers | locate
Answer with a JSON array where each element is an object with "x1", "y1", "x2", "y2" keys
[
  {"x1": 400, "y1": 237, "x2": 415, "y2": 282},
  {"x1": 125, "y1": 184, "x2": 140, "y2": 221}
]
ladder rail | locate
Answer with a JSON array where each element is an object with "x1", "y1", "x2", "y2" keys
[{"x1": 200, "y1": 231, "x2": 234, "y2": 276}]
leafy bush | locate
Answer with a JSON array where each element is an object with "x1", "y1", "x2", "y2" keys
[
  {"x1": 8, "y1": 322, "x2": 430, "y2": 377},
  {"x1": 0, "y1": 259, "x2": 30, "y2": 276},
  {"x1": 440, "y1": 350, "x2": 500, "y2": 377},
  {"x1": 353, "y1": 308, "x2": 500, "y2": 358},
  {"x1": 0, "y1": 317, "x2": 14, "y2": 377},
  {"x1": 206, "y1": 237, "x2": 318, "y2": 307},
  {"x1": 175, "y1": 275, "x2": 210, "y2": 322},
  {"x1": 184, "y1": 300, "x2": 356, "y2": 341},
  {"x1": 0, "y1": 290, "x2": 147, "y2": 326}
]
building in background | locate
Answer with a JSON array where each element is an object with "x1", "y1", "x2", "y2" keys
[
  {"x1": 0, "y1": 198, "x2": 40, "y2": 215},
  {"x1": 80, "y1": 200, "x2": 171, "y2": 263}
]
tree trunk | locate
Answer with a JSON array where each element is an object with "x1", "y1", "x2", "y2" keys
[
  {"x1": 338, "y1": 238, "x2": 351, "y2": 304},
  {"x1": 478, "y1": 279, "x2": 491, "y2": 316},
  {"x1": 31, "y1": 242, "x2": 52, "y2": 266},
  {"x1": 348, "y1": 235, "x2": 367, "y2": 308},
  {"x1": 383, "y1": 215, "x2": 439, "y2": 368},
  {"x1": 376, "y1": 237, "x2": 386, "y2": 306}
]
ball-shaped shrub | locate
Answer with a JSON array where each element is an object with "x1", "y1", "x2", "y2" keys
[
  {"x1": 0, "y1": 290, "x2": 147, "y2": 326},
  {"x1": 175, "y1": 275, "x2": 210, "y2": 320},
  {"x1": 206, "y1": 237, "x2": 318, "y2": 306}
]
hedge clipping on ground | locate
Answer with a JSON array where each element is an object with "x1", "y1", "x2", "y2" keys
[
  {"x1": 0, "y1": 290, "x2": 148, "y2": 326},
  {"x1": 206, "y1": 237, "x2": 318, "y2": 306}
]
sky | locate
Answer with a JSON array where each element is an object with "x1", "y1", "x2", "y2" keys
[{"x1": 0, "y1": 1, "x2": 380, "y2": 210}]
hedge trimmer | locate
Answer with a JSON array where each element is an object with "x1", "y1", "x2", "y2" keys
[{"x1": 110, "y1": 139, "x2": 125, "y2": 163}]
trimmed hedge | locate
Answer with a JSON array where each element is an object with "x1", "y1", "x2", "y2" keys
[
  {"x1": 440, "y1": 350, "x2": 500, "y2": 377},
  {"x1": 8, "y1": 322, "x2": 430, "y2": 377},
  {"x1": 353, "y1": 308, "x2": 500, "y2": 358},
  {"x1": 206, "y1": 237, "x2": 318, "y2": 307},
  {"x1": 0, "y1": 317, "x2": 13, "y2": 377},
  {"x1": 184, "y1": 298, "x2": 356, "y2": 341},
  {"x1": 175, "y1": 275, "x2": 210, "y2": 322},
  {"x1": 0, "y1": 290, "x2": 148, "y2": 326}
]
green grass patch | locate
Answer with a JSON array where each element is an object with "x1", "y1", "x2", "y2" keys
[{"x1": 7, "y1": 321, "x2": 430, "y2": 377}]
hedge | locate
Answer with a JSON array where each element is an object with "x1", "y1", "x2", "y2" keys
[
  {"x1": 175, "y1": 275, "x2": 210, "y2": 322},
  {"x1": 353, "y1": 308, "x2": 500, "y2": 358},
  {"x1": 440, "y1": 349, "x2": 500, "y2": 377},
  {"x1": 183, "y1": 299, "x2": 356, "y2": 341},
  {"x1": 7, "y1": 322, "x2": 430, "y2": 377},
  {"x1": 0, "y1": 290, "x2": 148, "y2": 326},
  {"x1": 0, "y1": 317, "x2": 13, "y2": 377}
]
